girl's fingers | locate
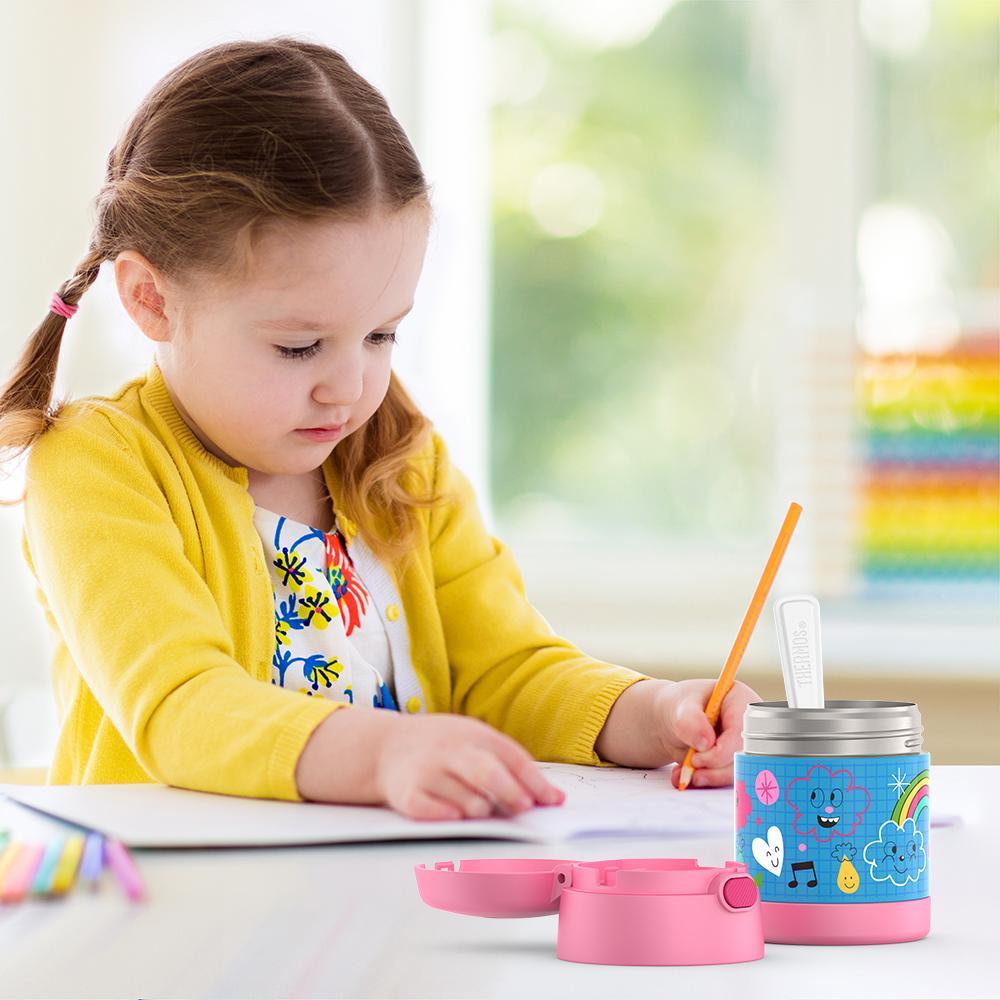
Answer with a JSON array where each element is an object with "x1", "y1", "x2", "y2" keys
[
  {"x1": 490, "y1": 735, "x2": 565, "y2": 805},
  {"x1": 670, "y1": 760, "x2": 734, "y2": 790},
  {"x1": 398, "y1": 788, "x2": 464, "y2": 822},
  {"x1": 720, "y1": 683, "x2": 758, "y2": 730},
  {"x1": 690, "y1": 724, "x2": 743, "y2": 770},
  {"x1": 505, "y1": 752, "x2": 564, "y2": 806},
  {"x1": 423, "y1": 771, "x2": 497, "y2": 818},
  {"x1": 450, "y1": 748, "x2": 536, "y2": 814},
  {"x1": 688, "y1": 764, "x2": 734, "y2": 788},
  {"x1": 673, "y1": 680, "x2": 759, "y2": 762},
  {"x1": 672, "y1": 696, "x2": 718, "y2": 754}
]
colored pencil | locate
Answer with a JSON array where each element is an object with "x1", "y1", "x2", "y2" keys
[
  {"x1": 105, "y1": 838, "x2": 145, "y2": 901},
  {"x1": 79, "y1": 832, "x2": 105, "y2": 891},
  {"x1": 678, "y1": 501, "x2": 803, "y2": 790},
  {"x1": 49, "y1": 833, "x2": 86, "y2": 895},
  {"x1": 0, "y1": 843, "x2": 45, "y2": 903},
  {"x1": 0, "y1": 841, "x2": 24, "y2": 891},
  {"x1": 30, "y1": 835, "x2": 65, "y2": 895}
]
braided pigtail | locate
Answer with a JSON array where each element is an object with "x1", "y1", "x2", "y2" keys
[{"x1": 0, "y1": 245, "x2": 106, "y2": 503}]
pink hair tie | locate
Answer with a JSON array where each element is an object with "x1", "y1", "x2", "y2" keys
[{"x1": 50, "y1": 293, "x2": 78, "y2": 320}]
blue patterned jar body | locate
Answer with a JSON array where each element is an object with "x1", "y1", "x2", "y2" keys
[{"x1": 734, "y1": 701, "x2": 931, "y2": 944}]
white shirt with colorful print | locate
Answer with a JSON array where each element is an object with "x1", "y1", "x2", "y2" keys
[{"x1": 252, "y1": 505, "x2": 398, "y2": 710}]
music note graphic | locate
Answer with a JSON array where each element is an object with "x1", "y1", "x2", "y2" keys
[{"x1": 787, "y1": 860, "x2": 818, "y2": 888}]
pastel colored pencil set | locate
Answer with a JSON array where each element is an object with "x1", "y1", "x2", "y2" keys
[{"x1": 0, "y1": 827, "x2": 144, "y2": 903}]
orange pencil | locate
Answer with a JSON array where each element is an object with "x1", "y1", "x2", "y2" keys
[{"x1": 678, "y1": 501, "x2": 803, "y2": 790}]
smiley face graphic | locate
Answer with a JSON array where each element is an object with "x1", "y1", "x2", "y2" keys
[
  {"x1": 751, "y1": 825, "x2": 784, "y2": 878},
  {"x1": 831, "y1": 843, "x2": 859, "y2": 894},
  {"x1": 810, "y1": 784, "x2": 844, "y2": 831},
  {"x1": 838, "y1": 864, "x2": 859, "y2": 892},
  {"x1": 787, "y1": 765, "x2": 870, "y2": 842},
  {"x1": 863, "y1": 819, "x2": 926, "y2": 886},
  {"x1": 835, "y1": 855, "x2": 859, "y2": 893}
]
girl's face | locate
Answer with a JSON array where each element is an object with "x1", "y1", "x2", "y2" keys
[{"x1": 116, "y1": 206, "x2": 429, "y2": 477}]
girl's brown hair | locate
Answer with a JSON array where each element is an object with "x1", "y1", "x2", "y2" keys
[{"x1": 0, "y1": 36, "x2": 445, "y2": 566}]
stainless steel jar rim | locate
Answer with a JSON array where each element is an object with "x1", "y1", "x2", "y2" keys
[
  {"x1": 748, "y1": 700, "x2": 916, "y2": 711},
  {"x1": 742, "y1": 700, "x2": 923, "y2": 755}
]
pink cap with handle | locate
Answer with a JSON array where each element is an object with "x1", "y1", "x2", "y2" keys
[{"x1": 415, "y1": 856, "x2": 764, "y2": 966}]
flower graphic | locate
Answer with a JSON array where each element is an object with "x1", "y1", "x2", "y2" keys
[
  {"x1": 755, "y1": 770, "x2": 780, "y2": 805},
  {"x1": 273, "y1": 548, "x2": 313, "y2": 592},
  {"x1": 274, "y1": 594, "x2": 308, "y2": 646},
  {"x1": 735, "y1": 779, "x2": 753, "y2": 829},
  {"x1": 261, "y1": 512, "x2": 382, "y2": 708},
  {"x1": 325, "y1": 531, "x2": 370, "y2": 635},
  {"x1": 297, "y1": 585, "x2": 339, "y2": 629},
  {"x1": 303, "y1": 654, "x2": 343, "y2": 691}
]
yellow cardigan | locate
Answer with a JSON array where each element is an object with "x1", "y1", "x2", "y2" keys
[{"x1": 21, "y1": 360, "x2": 649, "y2": 801}]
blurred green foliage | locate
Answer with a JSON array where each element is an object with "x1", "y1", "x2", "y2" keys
[
  {"x1": 489, "y1": 0, "x2": 776, "y2": 543},
  {"x1": 870, "y1": 0, "x2": 1000, "y2": 288},
  {"x1": 488, "y1": 0, "x2": 997, "y2": 547}
]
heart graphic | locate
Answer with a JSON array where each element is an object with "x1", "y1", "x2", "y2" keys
[{"x1": 752, "y1": 825, "x2": 784, "y2": 878}]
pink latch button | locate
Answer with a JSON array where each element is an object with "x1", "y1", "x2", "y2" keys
[{"x1": 721, "y1": 876, "x2": 759, "y2": 911}]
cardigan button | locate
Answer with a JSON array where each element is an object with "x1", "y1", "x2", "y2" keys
[
  {"x1": 405, "y1": 696, "x2": 422, "y2": 714},
  {"x1": 386, "y1": 604, "x2": 400, "y2": 622}
]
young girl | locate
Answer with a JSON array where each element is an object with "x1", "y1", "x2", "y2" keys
[{"x1": 0, "y1": 37, "x2": 758, "y2": 820}]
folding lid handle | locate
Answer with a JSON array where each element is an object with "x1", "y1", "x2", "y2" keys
[
  {"x1": 570, "y1": 858, "x2": 745, "y2": 895},
  {"x1": 414, "y1": 858, "x2": 578, "y2": 918}
]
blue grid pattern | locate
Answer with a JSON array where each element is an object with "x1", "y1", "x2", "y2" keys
[{"x1": 733, "y1": 754, "x2": 930, "y2": 904}]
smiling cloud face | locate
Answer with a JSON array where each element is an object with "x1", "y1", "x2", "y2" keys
[
  {"x1": 863, "y1": 819, "x2": 926, "y2": 886},
  {"x1": 786, "y1": 764, "x2": 871, "y2": 842}
]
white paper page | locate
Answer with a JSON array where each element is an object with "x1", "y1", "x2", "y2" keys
[
  {"x1": 530, "y1": 762, "x2": 733, "y2": 838},
  {"x1": 0, "y1": 763, "x2": 732, "y2": 848},
  {"x1": 0, "y1": 782, "x2": 527, "y2": 848},
  {"x1": 0, "y1": 763, "x2": 958, "y2": 849},
  {"x1": 531, "y1": 764, "x2": 959, "y2": 833}
]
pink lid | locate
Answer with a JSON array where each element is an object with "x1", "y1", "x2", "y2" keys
[
  {"x1": 415, "y1": 856, "x2": 764, "y2": 966},
  {"x1": 415, "y1": 857, "x2": 756, "y2": 917}
]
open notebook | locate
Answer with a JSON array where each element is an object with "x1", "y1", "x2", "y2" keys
[{"x1": 0, "y1": 763, "x2": 735, "y2": 848}]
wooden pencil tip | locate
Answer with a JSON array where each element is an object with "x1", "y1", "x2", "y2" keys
[{"x1": 679, "y1": 765, "x2": 693, "y2": 790}]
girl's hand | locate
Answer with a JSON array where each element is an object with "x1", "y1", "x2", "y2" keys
[
  {"x1": 657, "y1": 679, "x2": 761, "y2": 789},
  {"x1": 375, "y1": 713, "x2": 566, "y2": 821}
]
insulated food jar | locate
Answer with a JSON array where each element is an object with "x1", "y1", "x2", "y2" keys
[{"x1": 734, "y1": 700, "x2": 930, "y2": 945}]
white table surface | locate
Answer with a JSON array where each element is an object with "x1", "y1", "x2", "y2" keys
[{"x1": 0, "y1": 765, "x2": 996, "y2": 1000}]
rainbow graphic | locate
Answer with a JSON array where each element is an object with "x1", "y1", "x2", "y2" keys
[{"x1": 891, "y1": 769, "x2": 929, "y2": 826}]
